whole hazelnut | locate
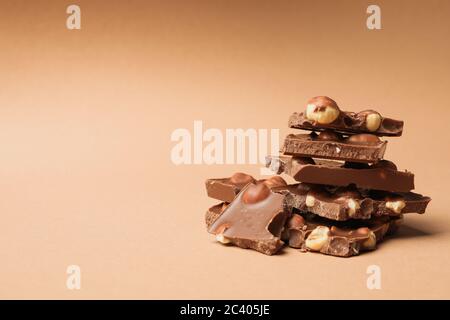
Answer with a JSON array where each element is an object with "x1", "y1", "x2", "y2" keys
[
  {"x1": 305, "y1": 226, "x2": 330, "y2": 251},
  {"x1": 305, "y1": 96, "x2": 341, "y2": 124},
  {"x1": 317, "y1": 130, "x2": 342, "y2": 141},
  {"x1": 358, "y1": 110, "x2": 382, "y2": 132},
  {"x1": 263, "y1": 176, "x2": 287, "y2": 188},
  {"x1": 230, "y1": 172, "x2": 255, "y2": 185},
  {"x1": 347, "y1": 133, "x2": 381, "y2": 145},
  {"x1": 242, "y1": 183, "x2": 271, "y2": 204}
]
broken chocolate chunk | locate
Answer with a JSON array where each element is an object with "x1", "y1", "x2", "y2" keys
[
  {"x1": 205, "y1": 202, "x2": 228, "y2": 228},
  {"x1": 274, "y1": 183, "x2": 430, "y2": 221},
  {"x1": 282, "y1": 132, "x2": 387, "y2": 163},
  {"x1": 208, "y1": 183, "x2": 290, "y2": 255},
  {"x1": 266, "y1": 155, "x2": 414, "y2": 192},
  {"x1": 205, "y1": 173, "x2": 287, "y2": 202},
  {"x1": 284, "y1": 212, "x2": 402, "y2": 257},
  {"x1": 289, "y1": 108, "x2": 404, "y2": 136}
]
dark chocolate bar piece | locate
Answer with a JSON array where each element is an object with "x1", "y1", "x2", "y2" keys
[
  {"x1": 283, "y1": 213, "x2": 402, "y2": 257},
  {"x1": 266, "y1": 155, "x2": 414, "y2": 192},
  {"x1": 208, "y1": 183, "x2": 289, "y2": 255},
  {"x1": 275, "y1": 183, "x2": 430, "y2": 221},
  {"x1": 205, "y1": 173, "x2": 287, "y2": 202},
  {"x1": 282, "y1": 131, "x2": 387, "y2": 163}
]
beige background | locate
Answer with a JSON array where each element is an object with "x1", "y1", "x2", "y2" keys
[{"x1": 0, "y1": 0, "x2": 449, "y2": 299}]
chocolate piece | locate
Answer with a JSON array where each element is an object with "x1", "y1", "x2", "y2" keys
[
  {"x1": 275, "y1": 183, "x2": 430, "y2": 221},
  {"x1": 262, "y1": 176, "x2": 288, "y2": 188},
  {"x1": 282, "y1": 133, "x2": 387, "y2": 163},
  {"x1": 266, "y1": 155, "x2": 414, "y2": 192},
  {"x1": 208, "y1": 183, "x2": 289, "y2": 255},
  {"x1": 205, "y1": 203, "x2": 228, "y2": 228},
  {"x1": 205, "y1": 172, "x2": 256, "y2": 203},
  {"x1": 366, "y1": 189, "x2": 431, "y2": 216},
  {"x1": 288, "y1": 109, "x2": 403, "y2": 136},
  {"x1": 284, "y1": 213, "x2": 402, "y2": 257},
  {"x1": 205, "y1": 174, "x2": 287, "y2": 202}
]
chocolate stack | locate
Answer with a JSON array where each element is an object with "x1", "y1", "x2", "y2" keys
[{"x1": 204, "y1": 96, "x2": 431, "y2": 257}]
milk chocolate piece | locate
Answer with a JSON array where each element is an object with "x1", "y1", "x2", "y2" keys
[
  {"x1": 208, "y1": 183, "x2": 289, "y2": 255},
  {"x1": 284, "y1": 213, "x2": 402, "y2": 257},
  {"x1": 266, "y1": 155, "x2": 414, "y2": 192},
  {"x1": 282, "y1": 132, "x2": 387, "y2": 163},
  {"x1": 205, "y1": 203, "x2": 228, "y2": 228},
  {"x1": 289, "y1": 110, "x2": 403, "y2": 136},
  {"x1": 205, "y1": 172, "x2": 256, "y2": 203},
  {"x1": 205, "y1": 174, "x2": 287, "y2": 202},
  {"x1": 275, "y1": 183, "x2": 430, "y2": 221}
]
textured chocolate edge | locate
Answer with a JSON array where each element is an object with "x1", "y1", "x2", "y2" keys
[
  {"x1": 205, "y1": 202, "x2": 228, "y2": 228},
  {"x1": 285, "y1": 213, "x2": 403, "y2": 257},
  {"x1": 282, "y1": 134, "x2": 387, "y2": 163},
  {"x1": 288, "y1": 112, "x2": 404, "y2": 137},
  {"x1": 207, "y1": 184, "x2": 290, "y2": 256},
  {"x1": 275, "y1": 184, "x2": 431, "y2": 221},
  {"x1": 266, "y1": 155, "x2": 415, "y2": 192}
]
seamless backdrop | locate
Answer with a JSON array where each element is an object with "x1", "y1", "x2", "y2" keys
[{"x1": 0, "y1": 0, "x2": 449, "y2": 299}]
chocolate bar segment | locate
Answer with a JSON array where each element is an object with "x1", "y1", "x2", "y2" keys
[
  {"x1": 288, "y1": 111, "x2": 403, "y2": 136},
  {"x1": 205, "y1": 172, "x2": 256, "y2": 203},
  {"x1": 208, "y1": 183, "x2": 289, "y2": 255},
  {"x1": 275, "y1": 183, "x2": 430, "y2": 221},
  {"x1": 205, "y1": 173, "x2": 287, "y2": 202},
  {"x1": 266, "y1": 155, "x2": 414, "y2": 192},
  {"x1": 205, "y1": 202, "x2": 228, "y2": 228},
  {"x1": 282, "y1": 131, "x2": 387, "y2": 163},
  {"x1": 284, "y1": 213, "x2": 402, "y2": 257}
]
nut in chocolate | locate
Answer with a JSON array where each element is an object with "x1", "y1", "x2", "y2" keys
[{"x1": 203, "y1": 97, "x2": 431, "y2": 257}]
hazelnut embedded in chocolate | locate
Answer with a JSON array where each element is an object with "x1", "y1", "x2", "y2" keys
[
  {"x1": 229, "y1": 172, "x2": 256, "y2": 185},
  {"x1": 305, "y1": 96, "x2": 341, "y2": 124},
  {"x1": 358, "y1": 110, "x2": 382, "y2": 132},
  {"x1": 356, "y1": 227, "x2": 371, "y2": 236},
  {"x1": 316, "y1": 130, "x2": 342, "y2": 141},
  {"x1": 347, "y1": 133, "x2": 381, "y2": 145},
  {"x1": 371, "y1": 160, "x2": 398, "y2": 171},
  {"x1": 385, "y1": 199, "x2": 406, "y2": 214},
  {"x1": 242, "y1": 183, "x2": 271, "y2": 204},
  {"x1": 287, "y1": 214, "x2": 306, "y2": 229},
  {"x1": 305, "y1": 226, "x2": 330, "y2": 251},
  {"x1": 263, "y1": 176, "x2": 287, "y2": 188}
]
